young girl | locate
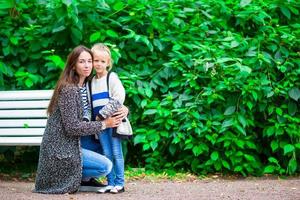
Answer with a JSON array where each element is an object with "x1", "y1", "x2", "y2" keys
[{"x1": 90, "y1": 43, "x2": 126, "y2": 194}]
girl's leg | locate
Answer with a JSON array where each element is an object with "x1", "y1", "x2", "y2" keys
[
  {"x1": 98, "y1": 129, "x2": 114, "y2": 186},
  {"x1": 111, "y1": 135, "x2": 124, "y2": 187},
  {"x1": 81, "y1": 148, "x2": 112, "y2": 180}
]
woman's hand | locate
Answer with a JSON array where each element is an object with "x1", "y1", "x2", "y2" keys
[
  {"x1": 112, "y1": 105, "x2": 129, "y2": 120},
  {"x1": 103, "y1": 115, "x2": 123, "y2": 128}
]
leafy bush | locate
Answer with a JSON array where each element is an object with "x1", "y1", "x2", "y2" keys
[{"x1": 0, "y1": 0, "x2": 299, "y2": 176}]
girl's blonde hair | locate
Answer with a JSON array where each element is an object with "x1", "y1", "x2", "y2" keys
[{"x1": 91, "y1": 43, "x2": 113, "y2": 71}]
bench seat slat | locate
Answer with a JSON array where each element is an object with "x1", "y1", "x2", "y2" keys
[
  {"x1": 0, "y1": 101, "x2": 49, "y2": 109},
  {"x1": 0, "y1": 110, "x2": 47, "y2": 118},
  {"x1": 0, "y1": 89, "x2": 52, "y2": 146},
  {"x1": 0, "y1": 90, "x2": 53, "y2": 100},
  {"x1": 0, "y1": 128, "x2": 45, "y2": 136},
  {"x1": 0, "y1": 137, "x2": 42, "y2": 146},
  {"x1": 0, "y1": 119, "x2": 47, "y2": 127}
]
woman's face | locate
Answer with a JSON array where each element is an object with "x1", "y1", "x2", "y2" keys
[{"x1": 75, "y1": 51, "x2": 93, "y2": 81}]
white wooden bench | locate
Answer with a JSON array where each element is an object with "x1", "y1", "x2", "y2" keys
[{"x1": 0, "y1": 90, "x2": 53, "y2": 146}]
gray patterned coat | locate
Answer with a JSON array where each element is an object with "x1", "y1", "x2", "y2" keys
[{"x1": 34, "y1": 85, "x2": 120, "y2": 194}]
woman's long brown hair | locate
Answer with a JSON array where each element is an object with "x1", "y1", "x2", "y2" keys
[{"x1": 47, "y1": 45, "x2": 93, "y2": 115}]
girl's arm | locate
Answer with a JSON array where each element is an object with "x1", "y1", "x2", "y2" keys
[{"x1": 109, "y1": 72, "x2": 126, "y2": 104}]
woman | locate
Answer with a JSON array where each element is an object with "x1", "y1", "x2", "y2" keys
[{"x1": 34, "y1": 45, "x2": 127, "y2": 194}]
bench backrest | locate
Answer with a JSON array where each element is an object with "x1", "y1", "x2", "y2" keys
[{"x1": 0, "y1": 90, "x2": 53, "y2": 146}]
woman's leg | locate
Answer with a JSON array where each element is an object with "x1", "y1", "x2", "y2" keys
[
  {"x1": 81, "y1": 148, "x2": 112, "y2": 180},
  {"x1": 81, "y1": 135, "x2": 102, "y2": 153},
  {"x1": 98, "y1": 128, "x2": 114, "y2": 186},
  {"x1": 111, "y1": 135, "x2": 124, "y2": 187}
]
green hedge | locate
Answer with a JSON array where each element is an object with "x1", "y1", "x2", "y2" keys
[{"x1": 0, "y1": 0, "x2": 299, "y2": 176}]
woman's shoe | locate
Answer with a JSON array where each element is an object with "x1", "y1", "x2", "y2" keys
[
  {"x1": 79, "y1": 178, "x2": 107, "y2": 192},
  {"x1": 110, "y1": 185, "x2": 125, "y2": 194},
  {"x1": 97, "y1": 185, "x2": 114, "y2": 193}
]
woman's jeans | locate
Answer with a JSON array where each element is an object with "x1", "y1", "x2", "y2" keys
[
  {"x1": 81, "y1": 147, "x2": 112, "y2": 180},
  {"x1": 98, "y1": 128, "x2": 124, "y2": 187}
]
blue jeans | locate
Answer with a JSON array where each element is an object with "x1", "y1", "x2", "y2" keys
[
  {"x1": 98, "y1": 128, "x2": 124, "y2": 187},
  {"x1": 81, "y1": 135, "x2": 102, "y2": 153},
  {"x1": 81, "y1": 148, "x2": 112, "y2": 180}
]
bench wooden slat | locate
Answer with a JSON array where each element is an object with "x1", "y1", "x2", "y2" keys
[
  {"x1": 0, "y1": 137, "x2": 42, "y2": 146},
  {"x1": 0, "y1": 128, "x2": 45, "y2": 136},
  {"x1": 0, "y1": 110, "x2": 47, "y2": 118},
  {"x1": 0, "y1": 119, "x2": 47, "y2": 127},
  {"x1": 0, "y1": 100, "x2": 49, "y2": 109},
  {"x1": 0, "y1": 90, "x2": 53, "y2": 100},
  {"x1": 0, "y1": 89, "x2": 52, "y2": 146}
]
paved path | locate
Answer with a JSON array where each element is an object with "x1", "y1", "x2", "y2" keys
[{"x1": 0, "y1": 178, "x2": 299, "y2": 200}]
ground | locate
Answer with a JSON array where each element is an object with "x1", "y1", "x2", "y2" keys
[{"x1": 0, "y1": 177, "x2": 299, "y2": 200}]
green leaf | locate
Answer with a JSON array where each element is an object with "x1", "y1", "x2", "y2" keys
[
  {"x1": 288, "y1": 88, "x2": 300, "y2": 101},
  {"x1": 0, "y1": 0, "x2": 14, "y2": 9},
  {"x1": 153, "y1": 39, "x2": 163, "y2": 51},
  {"x1": 263, "y1": 165, "x2": 275, "y2": 173},
  {"x1": 280, "y1": 6, "x2": 291, "y2": 19},
  {"x1": 143, "y1": 143, "x2": 150, "y2": 151},
  {"x1": 238, "y1": 114, "x2": 247, "y2": 127},
  {"x1": 222, "y1": 160, "x2": 230, "y2": 170},
  {"x1": 222, "y1": 118, "x2": 234, "y2": 128},
  {"x1": 90, "y1": 32, "x2": 101, "y2": 43},
  {"x1": 192, "y1": 145, "x2": 202, "y2": 156},
  {"x1": 271, "y1": 140, "x2": 278, "y2": 152},
  {"x1": 47, "y1": 55, "x2": 64, "y2": 69},
  {"x1": 288, "y1": 101, "x2": 297, "y2": 116},
  {"x1": 71, "y1": 27, "x2": 82, "y2": 43},
  {"x1": 288, "y1": 158, "x2": 297, "y2": 174},
  {"x1": 25, "y1": 78, "x2": 33, "y2": 88},
  {"x1": 145, "y1": 86, "x2": 153, "y2": 98},
  {"x1": 106, "y1": 30, "x2": 118, "y2": 38},
  {"x1": 266, "y1": 126, "x2": 275, "y2": 137},
  {"x1": 244, "y1": 154, "x2": 255, "y2": 162},
  {"x1": 150, "y1": 141, "x2": 158, "y2": 150},
  {"x1": 210, "y1": 151, "x2": 219, "y2": 161},
  {"x1": 283, "y1": 144, "x2": 295, "y2": 155},
  {"x1": 113, "y1": 1, "x2": 124, "y2": 10},
  {"x1": 224, "y1": 106, "x2": 236, "y2": 115},
  {"x1": 268, "y1": 157, "x2": 279, "y2": 165},
  {"x1": 133, "y1": 134, "x2": 146, "y2": 145},
  {"x1": 276, "y1": 107, "x2": 283, "y2": 116},
  {"x1": 10, "y1": 37, "x2": 18, "y2": 45},
  {"x1": 62, "y1": 0, "x2": 72, "y2": 6},
  {"x1": 52, "y1": 25, "x2": 66, "y2": 33},
  {"x1": 144, "y1": 109, "x2": 157, "y2": 115},
  {"x1": 140, "y1": 99, "x2": 147, "y2": 108},
  {"x1": 240, "y1": 0, "x2": 252, "y2": 7}
]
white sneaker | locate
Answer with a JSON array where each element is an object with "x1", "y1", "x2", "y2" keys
[
  {"x1": 110, "y1": 185, "x2": 125, "y2": 194},
  {"x1": 97, "y1": 185, "x2": 114, "y2": 193}
]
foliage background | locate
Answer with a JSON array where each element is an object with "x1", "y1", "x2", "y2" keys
[{"x1": 0, "y1": 0, "x2": 299, "y2": 176}]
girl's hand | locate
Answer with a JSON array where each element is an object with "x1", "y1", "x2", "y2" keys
[
  {"x1": 104, "y1": 115, "x2": 123, "y2": 128},
  {"x1": 113, "y1": 106, "x2": 129, "y2": 119}
]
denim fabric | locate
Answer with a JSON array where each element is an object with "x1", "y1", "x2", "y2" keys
[
  {"x1": 81, "y1": 135, "x2": 102, "y2": 153},
  {"x1": 98, "y1": 128, "x2": 124, "y2": 186},
  {"x1": 81, "y1": 148, "x2": 112, "y2": 180}
]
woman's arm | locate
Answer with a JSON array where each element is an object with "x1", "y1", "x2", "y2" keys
[{"x1": 58, "y1": 85, "x2": 121, "y2": 136}]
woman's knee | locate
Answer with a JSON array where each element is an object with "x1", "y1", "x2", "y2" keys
[{"x1": 101, "y1": 157, "x2": 112, "y2": 176}]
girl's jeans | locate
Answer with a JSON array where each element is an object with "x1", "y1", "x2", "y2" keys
[
  {"x1": 98, "y1": 128, "x2": 124, "y2": 187},
  {"x1": 81, "y1": 147, "x2": 112, "y2": 180}
]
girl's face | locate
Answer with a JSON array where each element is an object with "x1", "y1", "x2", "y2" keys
[
  {"x1": 75, "y1": 51, "x2": 93, "y2": 82},
  {"x1": 93, "y1": 50, "x2": 110, "y2": 78}
]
